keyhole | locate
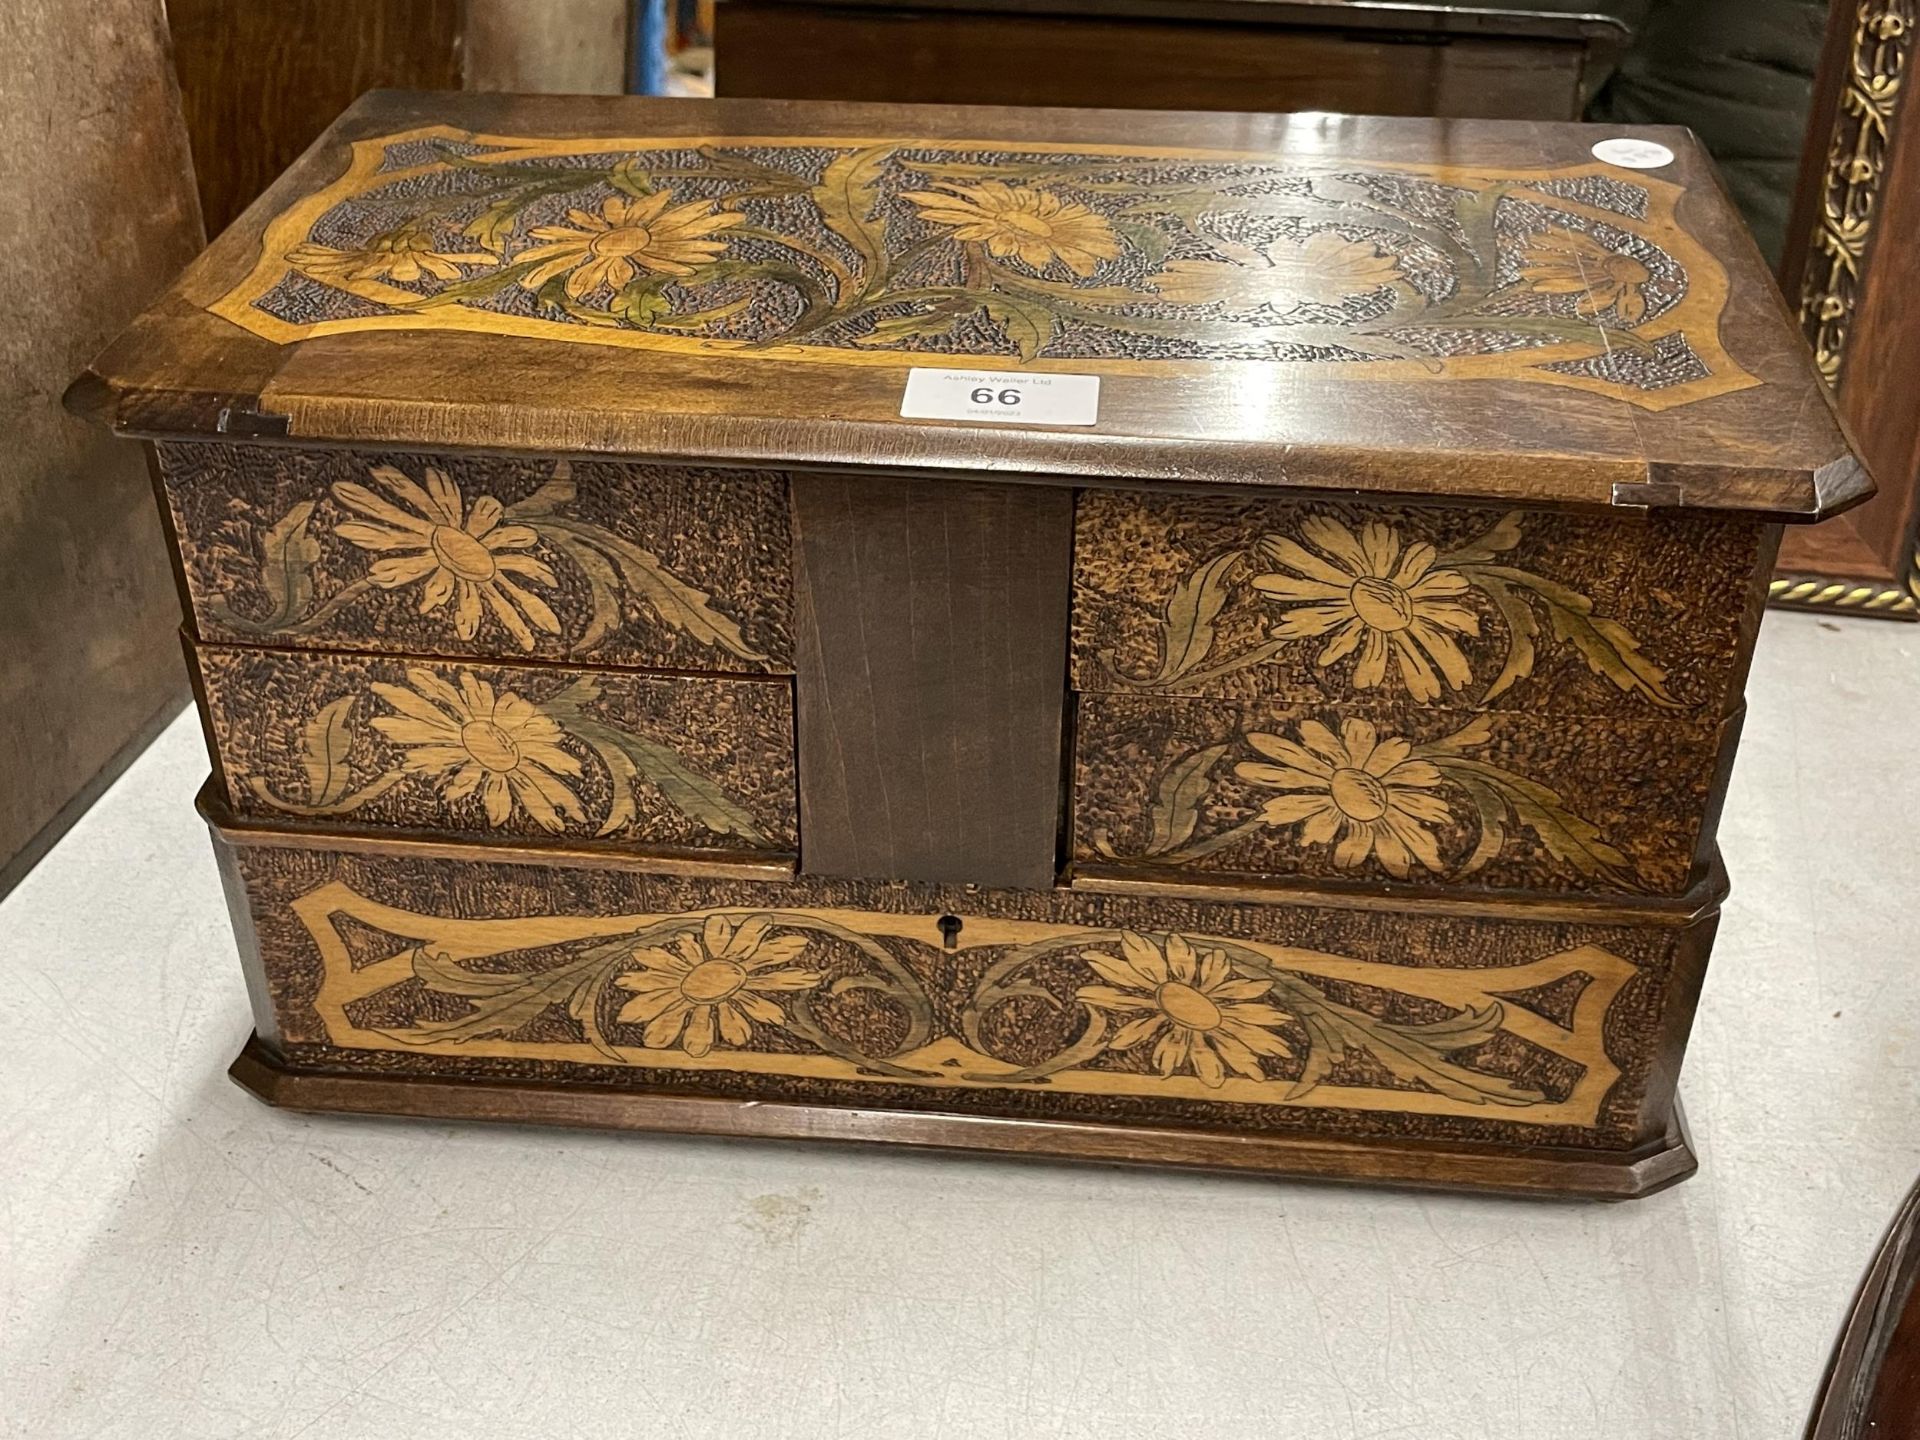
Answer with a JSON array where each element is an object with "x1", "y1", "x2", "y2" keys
[{"x1": 937, "y1": 914, "x2": 963, "y2": 951}]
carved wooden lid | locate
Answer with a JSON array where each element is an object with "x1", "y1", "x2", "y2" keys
[{"x1": 78, "y1": 92, "x2": 1867, "y2": 520}]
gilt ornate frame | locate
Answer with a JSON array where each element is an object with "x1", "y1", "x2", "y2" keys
[{"x1": 1773, "y1": 0, "x2": 1920, "y2": 618}]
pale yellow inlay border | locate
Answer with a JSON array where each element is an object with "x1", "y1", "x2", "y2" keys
[{"x1": 293, "y1": 882, "x2": 1633, "y2": 1128}]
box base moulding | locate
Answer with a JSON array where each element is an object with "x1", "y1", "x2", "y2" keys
[{"x1": 229, "y1": 1036, "x2": 1697, "y2": 1200}]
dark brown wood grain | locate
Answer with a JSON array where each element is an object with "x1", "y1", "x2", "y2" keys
[
  {"x1": 1, "y1": 0, "x2": 202, "y2": 894},
  {"x1": 167, "y1": 0, "x2": 465, "y2": 237},
  {"x1": 716, "y1": 4, "x2": 1592, "y2": 120},
  {"x1": 230, "y1": 1039, "x2": 1700, "y2": 1200},
  {"x1": 790, "y1": 475, "x2": 1072, "y2": 888},
  {"x1": 717, "y1": 0, "x2": 1626, "y2": 39},
  {"x1": 77, "y1": 92, "x2": 1868, "y2": 524}
]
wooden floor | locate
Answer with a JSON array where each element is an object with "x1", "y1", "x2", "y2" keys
[{"x1": 4, "y1": 609, "x2": 1919, "y2": 1438}]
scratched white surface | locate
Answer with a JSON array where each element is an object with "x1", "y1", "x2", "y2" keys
[{"x1": 4, "y1": 610, "x2": 1918, "y2": 1440}]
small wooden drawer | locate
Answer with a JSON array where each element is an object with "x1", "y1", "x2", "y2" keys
[
  {"x1": 193, "y1": 643, "x2": 797, "y2": 858},
  {"x1": 1070, "y1": 691, "x2": 1736, "y2": 898},
  {"x1": 1069, "y1": 490, "x2": 1767, "y2": 721},
  {"x1": 156, "y1": 441, "x2": 793, "y2": 673}
]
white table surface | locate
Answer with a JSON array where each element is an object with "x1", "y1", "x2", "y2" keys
[{"x1": 5, "y1": 609, "x2": 1918, "y2": 1440}]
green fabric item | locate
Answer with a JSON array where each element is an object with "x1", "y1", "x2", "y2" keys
[{"x1": 1587, "y1": 0, "x2": 1828, "y2": 267}]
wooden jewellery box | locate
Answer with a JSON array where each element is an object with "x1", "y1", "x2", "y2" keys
[{"x1": 75, "y1": 93, "x2": 1868, "y2": 1198}]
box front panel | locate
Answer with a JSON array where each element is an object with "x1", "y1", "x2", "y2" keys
[
  {"x1": 1071, "y1": 691, "x2": 1735, "y2": 897},
  {"x1": 1070, "y1": 489, "x2": 1764, "y2": 718},
  {"x1": 216, "y1": 828, "x2": 1712, "y2": 1153},
  {"x1": 195, "y1": 643, "x2": 797, "y2": 858},
  {"x1": 155, "y1": 441, "x2": 793, "y2": 673},
  {"x1": 1067, "y1": 489, "x2": 1765, "y2": 899}
]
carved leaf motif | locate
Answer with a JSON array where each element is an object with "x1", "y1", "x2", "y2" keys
[
  {"x1": 1094, "y1": 742, "x2": 1229, "y2": 860},
  {"x1": 1469, "y1": 576, "x2": 1542, "y2": 703},
  {"x1": 502, "y1": 463, "x2": 766, "y2": 663},
  {"x1": 465, "y1": 196, "x2": 523, "y2": 252},
  {"x1": 1109, "y1": 218, "x2": 1167, "y2": 270},
  {"x1": 1143, "y1": 742, "x2": 1229, "y2": 855},
  {"x1": 1441, "y1": 511, "x2": 1526, "y2": 566},
  {"x1": 1430, "y1": 755, "x2": 1633, "y2": 883},
  {"x1": 593, "y1": 724, "x2": 771, "y2": 844},
  {"x1": 413, "y1": 947, "x2": 528, "y2": 997},
  {"x1": 1465, "y1": 564, "x2": 1680, "y2": 708},
  {"x1": 980, "y1": 294, "x2": 1056, "y2": 363},
  {"x1": 1116, "y1": 549, "x2": 1243, "y2": 689},
  {"x1": 391, "y1": 947, "x2": 604, "y2": 1045},
  {"x1": 299, "y1": 696, "x2": 358, "y2": 807},
  {"x1": 612, "y1": 277, "x2": 674, "y2": 327},
  {"x1": 1451, "y1": 184, "x2": 1508, "y2": 295},
  {"x1": 503, "y1": 461, "x2": 577, "y2": 519},
  {"x1": 855, "y1": 299, "x2": 970, "y2": 346},
  {"x1": 813, "y1": 145, "x2": 892, "y2": 298},
  {"x1": 546, "y1": 678, "x2": 772, "y2": 844},
  {"x1": 257, "y1": 500, "x2": 321, "y2": 625},
  {"x1": 1548, "y1": 605, "x2": 1680, "y2": 707},
  {"x1": 562, "y1": 521, "x2": 761, "y2": 661},
  {"x1": 609, "y1": 156, "x2": 654, "y2": 199},
  {"x1": 1279, "y1": 983, "x2": 1541, "y2": 1107},
  {"x1": 245, "y1": 692, "x2": 407, "y2": 817}
]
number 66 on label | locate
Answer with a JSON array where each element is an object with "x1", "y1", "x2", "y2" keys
[{"x1": 900, "y1": 368, "x2": 1101, "y2": 426}]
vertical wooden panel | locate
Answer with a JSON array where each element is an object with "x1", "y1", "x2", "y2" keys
[
  {"x1": 790, "y1": 475, "x2": 1071, "y2": 890},
  {"x1": 167, "y1": 0, "x2": 464, "y2": 237},
  {"x1": 0, "y1": 0, "x2": 201, "y2": 893}
]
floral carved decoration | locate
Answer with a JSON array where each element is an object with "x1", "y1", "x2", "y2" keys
[
  {"x1": 1089, "y1": 716, "x2": 1635, "y2": 889},
  {"x1": 294, "y1": 883, "x2": 1640, "y2": 1125},
  {"x1": 204, "y1": 459, "x2": 763, "y2": 663},
  {"x1": 245, "y1": 665, "x2": 777, "y2": 846},
  {"x1": 208, "y1": 125, "x2": 1758, "y2": 410},
  {"x1": 1105, "y1": 511, "x2": 1680, "y2": 710}
]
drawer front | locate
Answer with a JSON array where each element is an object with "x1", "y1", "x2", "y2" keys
[
  {"x1": 1070, "y1": 490, "x2": 1765, "y2": 720},
  {"x1": 214, "y1": 819, "x2": 1713, "y2": 1153},
  {"x1": 1071, "y1": 692, "x2": 1732, "y2": 898},
  {"x1": 157, "y1": 441, "x2": 792, "y2": 672},
  {"x1": 195, "y1": 643, "x2": 796, "y2": 857}
]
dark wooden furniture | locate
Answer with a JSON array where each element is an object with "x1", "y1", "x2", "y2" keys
[
  {"x1": 715, "y1": 0, "x2": 1633, "y2": 120},
  {"x1": 167, "y1": 0, "x2": 466, "y2": 238},
  {"x1": 1, "y1": 0, "x2": 202, "y2": 896},
  {"x1": 165, "y1": 0, "x2": 632, "y2": 241},
  {"x1": 1773, "y1": 0, "x2": 1920, "y2": 617},
  {"x1": 1807, "y1": 1174, "x2": 1920, "y2": 1438},
  {"x1": 75, "y1": 92, "x2": 1865, "y2": 1197}
]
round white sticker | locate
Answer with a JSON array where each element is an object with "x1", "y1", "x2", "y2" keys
[{"x1": 1591, "y1": 138, "x2": 1676, "y2": 170}]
